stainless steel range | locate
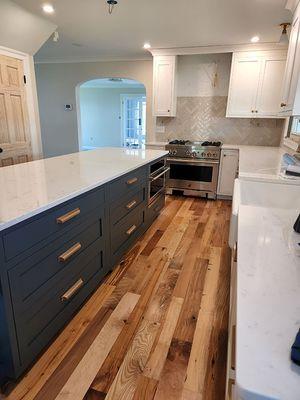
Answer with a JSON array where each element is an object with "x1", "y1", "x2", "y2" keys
[{"x1": 165, "y1": 140, "x2": 222, "y2": 199}]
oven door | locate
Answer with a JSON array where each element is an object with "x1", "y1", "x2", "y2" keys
[
  {"x1": 166, "y1": 158, "x2": 219, "y2": 192},
  {"x1": 149, "y1": 166, "x2": 170, "y2": 204}
]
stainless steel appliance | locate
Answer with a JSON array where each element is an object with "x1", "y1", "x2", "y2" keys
[
  {"x1": 165, "y1": 140, "x2": 222, "y2": 199},
  {"x1": 148, "y1": 158, "x2": 170, "y2": 204}
]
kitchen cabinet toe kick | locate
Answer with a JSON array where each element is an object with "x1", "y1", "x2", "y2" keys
[{"x1": 0, "y1": 156, "x2": 166, "y2": 385}]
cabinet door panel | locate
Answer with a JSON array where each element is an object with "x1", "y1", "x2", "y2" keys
[
  {"x1": 226, "y1": 58, "x2": 261, "y2": 117},
  {"x1": 153, "y1": 56, "x2": 177, "y2": 117},
  {"x1": 257, "y1": 58, "x2": 286, "y2": 116},
  {"x1": 217, "y1": 150, "x2": 239, "y2": 197},
  {"x1": 281, "y1": 15, "x2": 300, "y2": 112}
]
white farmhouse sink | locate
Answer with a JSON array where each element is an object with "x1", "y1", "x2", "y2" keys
[{"x1": 229, "y1": 179, "x2": 300, "y2": 248}]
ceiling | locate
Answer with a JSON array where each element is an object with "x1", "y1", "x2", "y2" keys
[
  {"x1": 81, "y1": 78, "x2": 145, "y2": 88},
  {"x1": 13, "y1": 0, "x2": 292, "y2": 62}
]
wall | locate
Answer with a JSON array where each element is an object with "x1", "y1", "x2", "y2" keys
[
  {"x1": 35, "y1": 60, "x2": 154, "y2": 158},
  {"x1": 79, "y1": 87, "x2": 145, "y2": 148},
  {"x1": 156, "y1": 54, "x2": 284, "y2": 146},
  {"x1": 0, "y1": 0, "x2": 56, "y2": 55}
]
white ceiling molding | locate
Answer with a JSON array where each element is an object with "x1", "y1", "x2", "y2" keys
[
  {"x1": 149, "y1": 42, "x2": 288, "y2": 57},
  {"x1": 34, "y1": 56, "x2": 152, "y2": 64}
]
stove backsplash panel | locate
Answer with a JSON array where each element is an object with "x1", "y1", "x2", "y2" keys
[{"x1": 156, "y1": 96, "x2": 284, "y2": 146}]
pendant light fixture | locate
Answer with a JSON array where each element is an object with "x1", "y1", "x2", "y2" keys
[
  {"x1": 279, "y1": 23, "x2": 291, "y2": 44},
  {"x1": 107, "y1": 0, "x2": 118, "y2": 14}
]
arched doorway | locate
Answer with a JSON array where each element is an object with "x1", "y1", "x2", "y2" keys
[{"x1": 77, "y1": 78, "x2": 146, "y2": 150}]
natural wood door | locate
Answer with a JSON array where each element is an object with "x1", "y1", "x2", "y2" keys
[{"x1": 0, "y1": 54, "x2": 32, "y2": 167}]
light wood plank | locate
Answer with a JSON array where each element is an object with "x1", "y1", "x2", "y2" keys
[
  {"x1": 54, "y1": 292, "x2": 140, "y2": 400},
  {"x1": 144, "y1": 296, "x2": 183, "y2": 380}
]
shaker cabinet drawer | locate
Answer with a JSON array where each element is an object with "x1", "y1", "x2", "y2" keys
[
  {"x1": 2, "y1": 187, "x2": 105, "y2": 262},
  {"x1": 14, "y1": 242, "x2": 105, "y2": 366},
  {"x1": 110, "y1": 186, "x2": 146, "y2": 226},
  {"x1": 108, "y1": 168, "x2": 147, "y2": 201},
  {"x1": 9, "y1": 219, "x2": 103, "y2": 309},
  {"x1": 110, "y1": 205, "x2": 145, "y2": 266}
]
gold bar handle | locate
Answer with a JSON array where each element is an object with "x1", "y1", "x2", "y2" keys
[
  {"x1": 281, "y1": 102, "x2": 287, "y2": 107},
  {"x1": 126, "y1": 225, "x2": 137, "y2": 236},
  {"x1": 126, "y1": 177, "x2": 138, "y2": 185},
  {"x1": 61, "y1": 278, "x2": 84, "y2": 302},
  {"x1": 56, "y1": 208, "x2": 80, "y2": 224},
  {"x1": 58, "y1": 242, "x2": 82, "y2": 263},
  {"x1": 126, "y1": 200, "x2": 137, "y2": 210}
]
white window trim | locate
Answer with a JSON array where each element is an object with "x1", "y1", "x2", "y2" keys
[
  {"x1": 120, "y1": 94, "x2": 146, "y2": 148},
  {"x1": 0, "y1": 45, "x2": 43, "y2": 159}
]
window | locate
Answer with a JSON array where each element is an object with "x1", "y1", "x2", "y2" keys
[{"x1": 121, "y1": 95, "x2": 146, "y2": 149}]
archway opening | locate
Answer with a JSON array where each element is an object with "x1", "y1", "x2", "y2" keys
[{"x1": 77, "y1": 78, "x2": 146, "y2": 150}]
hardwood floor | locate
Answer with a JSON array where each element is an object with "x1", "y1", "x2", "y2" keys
[{"x1": 3, "y1": 196, "x2": 232, "y2": 400}]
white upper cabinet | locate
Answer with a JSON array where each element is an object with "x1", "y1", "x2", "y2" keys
[
  {"x1": 279, "y1": 6, "x2": 300, "y2": 115},
  {"x1": 226, "y1": 50, "x2": 287, "y2": 118},
  {"x1": 153, "y1": 55, "x2": 177, "y2": 117}
]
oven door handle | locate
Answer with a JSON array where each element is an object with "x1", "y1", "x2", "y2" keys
[
  {"x1": 167, "y1": 158, "x2": 219, "y2": 165},
  {"x1": 150, "y1": 167, "x2": 170, "y2": 182}
]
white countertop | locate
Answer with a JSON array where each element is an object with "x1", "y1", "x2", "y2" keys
[
  {"x1": 0, "y1": 148, "x2": 168, "y2": 232},
  {"x1": 236, "y1": 205, "x2": 300, "y2": 400},
  {"x1": 222, "y1": 144, "x2": 300, "y2": 184}
]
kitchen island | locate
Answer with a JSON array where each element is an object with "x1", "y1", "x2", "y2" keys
[{"x1": 0, "y1": 147, "x2": 168, "y2": 386}]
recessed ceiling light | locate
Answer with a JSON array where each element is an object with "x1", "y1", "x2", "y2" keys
[
  {"x1": 251, "y1": 36, "x2": 260, "y2": 43},
  {"x1": 143, "y1": 43, "x2": 151, "y2": 50},
  {"x1": 42, "y1": 3, "x2": 55, "y2": 13}
]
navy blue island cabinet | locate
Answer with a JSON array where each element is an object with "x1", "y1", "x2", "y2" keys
[{"x1": 0, "y1": 157, "x2": 166, "y2": 386}]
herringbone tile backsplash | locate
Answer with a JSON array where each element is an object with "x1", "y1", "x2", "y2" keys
[{"x1": 156, "y1": 96, "x2": 284, "y2": 146}]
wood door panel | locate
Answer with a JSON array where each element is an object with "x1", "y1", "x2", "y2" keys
[
  {"x1": 0, "y1": 92, "x2": 10, "y2": 143},
  {"x1": 0, "y1": 54, "x2": 32, "y2": 166},
  {"x1": 10, "y1": 93, "x2": 27, "y2": 142}
]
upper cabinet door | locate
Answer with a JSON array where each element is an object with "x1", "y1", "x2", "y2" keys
[
  {"x1": 153, "y1": 56, "x2": 177, "y2": 117},
  {"x1": 226, "y1": 55, "x2": 261, "y2": 117},
  {"x1": 280, "y1": 15, "x2": 300, "y2": 114},
  {"x1": 227, "y1": 50, "x2": 287, "y2": 118},
  {"x1": 256, "y1": 56, "x2": 286, "y2": 116}
]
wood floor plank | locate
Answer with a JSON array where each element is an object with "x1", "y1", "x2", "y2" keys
[
  {"x1": 132, "y1": 376, "x2": 158, "y2": 400},
  {"x1": 173, "y1": 258, "x2": 208, "y2": 343},
  {"x1": 104, "y1": 317, "x2": 161, "y2": 400},
  {"x1": 153, "y1": 339, "x2": 192, "y2": 400},
  {"x1": 54, "y1": 292, "x2": 140, "y2": 400},
  {"x1": 183, "y1": 310, "x2": 215, "y2": 395},
  {"x1": 144, "y1": 296, "x2": 183, "y2": 380}
]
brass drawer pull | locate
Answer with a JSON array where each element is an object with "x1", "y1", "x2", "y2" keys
[
  {"x1": 281, "y1": 102, "x2": 287, "y2": 107},
  {"x1": 126, "y1": 200, "x2": 137, "y2": 210},
  {"x1": 61, "y1": 278, "x2": 84, "y2": 302},
  {"x1": 58, "y1": 242, "x2": 82, "y2": 263},
  {"x1": 126, "y1": 225, "x2": 137, "y2": 236},
  {"x1": 126, "y1": 177, "x2": 138, "y2": 185},
  {"x1": 56, "y1": 208, "x2": 81, "y2": 224}
]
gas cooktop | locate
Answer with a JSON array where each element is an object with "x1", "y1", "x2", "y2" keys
[
  {"x1": 166, "y1": 140, "x2": 222, "y2": 160},
  {"x1": 168, "y1": 140, "x2": 222, "y2": 147}
]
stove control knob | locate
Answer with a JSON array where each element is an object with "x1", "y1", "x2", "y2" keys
[
  {"x1": 169, "y1": 150, "x2": 177, "y2": 156},
  {"x1": 192, "y1": 151, "x2": 197, "y2": 157},
  {"x1": 201, "y1": 152, "x2": 205, "y2": 157},
  {"x1": 186, "y1": 150, "x2": 191, "y2": 156}
]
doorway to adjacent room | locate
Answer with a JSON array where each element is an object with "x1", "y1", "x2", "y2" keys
[{"x1": 77, "y1": 78, "x2": 146, "y2": 150}]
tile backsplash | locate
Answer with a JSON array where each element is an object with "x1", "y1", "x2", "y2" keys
[{"x1": 156, "y1": 96, "x2": 284, "y2": 146}]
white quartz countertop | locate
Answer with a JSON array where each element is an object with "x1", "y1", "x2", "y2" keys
[
  {"x1": 222, "y1": 144, "x2": 300, "y2": 184},
  {"x1": 236, "y1": 205, "x2": 300, "y2": 400},
  {"x1": 0, "y1": 147, "x2": 168, "y2": 232}
]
